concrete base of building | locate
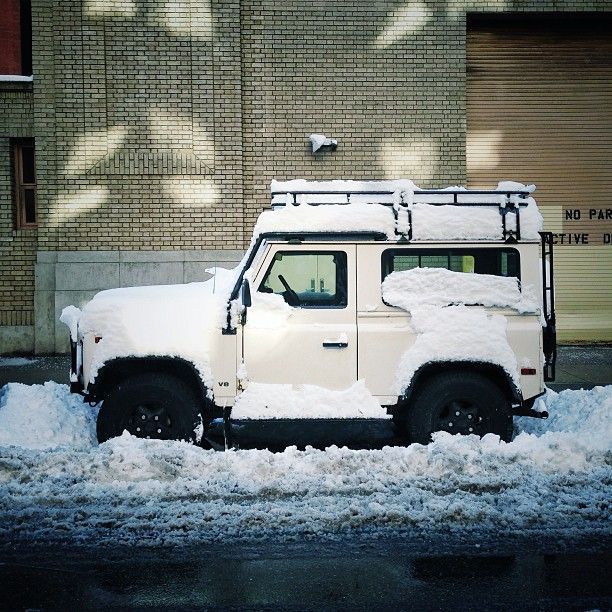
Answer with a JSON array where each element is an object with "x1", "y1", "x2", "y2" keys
[
  {"x1": 33, "y1": 249, "x2": 243, "y2": 354},
  {"x1": 0, "y1": 326, "x2": 35, "y2": 354}
]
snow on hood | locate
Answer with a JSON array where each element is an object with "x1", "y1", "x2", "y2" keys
[
  {"x1": 382, "y1": 267, "x2": 538, "y2": 313},
  {"x1": 63, "y1": 267, "x2": 239, "y2": 386},
  {"x1": 0, "y1": 382, "x2": 609, "y2": 545}
]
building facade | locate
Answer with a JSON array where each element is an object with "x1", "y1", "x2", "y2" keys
[{"x1": 1, "y1": 0, "x2": 611, "y2": 353}]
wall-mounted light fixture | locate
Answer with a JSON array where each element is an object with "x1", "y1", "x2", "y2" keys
[{"x1": 309, "y1": 133, "x2": 338, "y2": 154}]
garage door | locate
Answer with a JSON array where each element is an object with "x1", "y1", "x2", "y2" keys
[{"x1": 467, "y1": 15, "x2": 612, "y2": 342}]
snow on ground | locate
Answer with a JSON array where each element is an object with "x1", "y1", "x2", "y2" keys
[
  {"x1": 0, "y1": 382, "x2": 98, "y2": 450},
  {"x1": 0, "y1": 357, "x2": 38, "y2": 367},
  {"x1": 0, "y1": 382, "x2": 609, "y2": 546}
]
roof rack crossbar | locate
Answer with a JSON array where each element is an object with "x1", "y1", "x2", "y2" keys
[{"x1": 269, "y1": 188, "x2": 532, "y2": 243}]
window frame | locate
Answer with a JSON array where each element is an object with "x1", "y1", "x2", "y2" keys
[
  {"x1": 12, "y1": 138, "x2": 37, "y2": 229},
  {"x1": 381, "y1": 247, "x2": 521, "y2": 282},
  {"x1": 258, "y1": 250, "x2": 348, "y2": 309}
]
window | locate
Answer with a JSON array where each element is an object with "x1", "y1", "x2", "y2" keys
[
  {"x1": 382, "y1": 248, "x2": 520, "y2": 280},
  {"x1": 259, "y1": 251, "x2": 347, "y2": 308},
  {"x1": 0, "y1": 0, "x2": 32, "y2": 76},
  {"x1": 12, "y1": 139, "x2": 37, "y2": 228}
]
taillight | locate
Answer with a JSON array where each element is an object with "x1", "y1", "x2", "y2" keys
[
  {"x1": 521, "y1": 367, "x2": 536, "y2": 375},
  {"x1": 94, "y1": 336, "x2": 102, "y2": 344}
]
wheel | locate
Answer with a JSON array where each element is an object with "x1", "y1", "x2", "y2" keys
[
  {"x1": 96, "y1": 373, "x2": 203, "y2": 444},
  {"x1": 407, "y1": 371, "x2": 513, "y2": 444}
]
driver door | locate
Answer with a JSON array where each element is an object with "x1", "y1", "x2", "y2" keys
[{"x1": 242, "y1": 244, "x2": 357, "y2": 390}]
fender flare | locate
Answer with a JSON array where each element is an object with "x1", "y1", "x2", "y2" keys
[
  {"x1": 399, "y1": 360, "x2": 522, "y2": 406},
  {"x1": 86, "y1": 356, "x2": 218, "y2": 418}
]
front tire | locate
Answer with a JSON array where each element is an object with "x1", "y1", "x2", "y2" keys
[
  {"x1": 96, "y1": 373, "x2": 203, "y2": 444},
  {"x1": 407, "y1": 371, "x2": 513, "y2": 444}
]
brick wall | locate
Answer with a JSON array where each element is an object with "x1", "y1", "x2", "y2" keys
[
  {"x1": 31, "y1": 0, "x2": 245, "y2": 254},
  {"x1": 0, "y1": 84, "x2": 35, "y2": 350},
  {"x1": 0, "y1": 0, "x2": 609, "y2": 352}
]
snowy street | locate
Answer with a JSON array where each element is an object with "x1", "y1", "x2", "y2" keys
[
  {"x1": 0, "y1": 380, "x2": 610, "y2": 547},
  {"x1": 0, "y1": 351, "x2": 611, "y2": 608}
]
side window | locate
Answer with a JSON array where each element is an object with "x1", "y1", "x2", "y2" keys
[
  {"x1": 12, "y1": 138, "x2": 37, "y2": 229},
  {"x1": 382, "y1": 249, "x2": 520, "y2": 280},
  {"x1": 259, "y1": 251, "x2": 347, "y2": 308}
]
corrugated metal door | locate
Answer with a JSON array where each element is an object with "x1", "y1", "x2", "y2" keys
[{"x1": 467, "y1": 16, "x2": 612, "y2": 342}]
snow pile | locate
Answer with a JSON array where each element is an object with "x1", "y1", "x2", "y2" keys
[
  {"x1": 394, "y1": 306, "x2": 519, "y2": 394},
  {"x1": 232, "y1": 380, "x2": 389, "y2": 420},
  {"x1": 0, "y1": 384, "x2": 610, "y2": 546},
  {"x1": 0, "y1": 383, "x2": 610, "y2": 545},
  {"x1": 254, "y1": 203, "x2": 397, "y2": 240},
  {"x1": 382, "y1": 268, "x2": 538, "y2": 313},
  {"x1": 517, "y1": 385, "x2": 612, "y2": 449},
  {"x1": 247, "y1": 291, "x2": 294, "y2": 328},
  {"x1": 61, "y1": 267, "x2": 238, "y2": 387},
  {"x1": 0, "y1": 382, "x2": 98, "y2": 449}
]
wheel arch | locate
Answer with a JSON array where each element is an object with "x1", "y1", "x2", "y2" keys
[
  {"x1": 87, "y1": 356, "x2": 213, "y2": 413},
  {"x1": 400, "y1": 361, "x2": 521, "y2": 407}
]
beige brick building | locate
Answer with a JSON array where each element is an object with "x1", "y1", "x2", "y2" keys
[{"x1": 1, "y1": 0, "x2": 611, "y2": 353}]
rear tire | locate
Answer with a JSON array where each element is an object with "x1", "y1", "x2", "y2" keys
[
  {"x1": 96, "y1": 373, "x2": 203, "y2": 444},
  {"x1": 407, "y1": 371, "x2": 513, "y2": 444}
]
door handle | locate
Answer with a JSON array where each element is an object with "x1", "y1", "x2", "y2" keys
[{"x1": 322, "y1": 341, "x2": 348, "y2": 348}]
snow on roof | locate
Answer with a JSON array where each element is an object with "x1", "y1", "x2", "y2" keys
[
  {"x1": 382, "y1": 268, "x2": 538, "y2": 313},
  {"x1": 254, "y1": 202, "x2": 397, "y2": 239},
  {"x1": 267, "y1": 179, "x2": 543, "y2": 241}
]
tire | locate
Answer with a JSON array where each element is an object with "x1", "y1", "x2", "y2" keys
[
  {"x1": 407, "y1": 371, "x2": 513, "y2": 444},
  {"x1": 96, "y1": 373, "x2": 203, "y2": 444}
]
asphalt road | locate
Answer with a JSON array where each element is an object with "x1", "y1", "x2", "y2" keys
[{"x1": 1, "y1": 537, "x2": 611, "y2": 610}]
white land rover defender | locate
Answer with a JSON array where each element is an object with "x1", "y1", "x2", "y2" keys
[{"x1": 62, "y1": 179, "x2": 556, "y2": 446}]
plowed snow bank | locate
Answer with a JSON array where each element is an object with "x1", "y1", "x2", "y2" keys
[{"x1": 0, "y1": 383, "x2": 609, "y2": 545}]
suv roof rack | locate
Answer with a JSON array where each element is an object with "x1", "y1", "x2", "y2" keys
[{"x1": 270, "y1": 187, "x2": 533, "y2": 243}]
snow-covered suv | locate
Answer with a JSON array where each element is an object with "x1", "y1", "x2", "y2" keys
[{"x1": 62, "y1": 179, "x2": 556, "y2": 446}]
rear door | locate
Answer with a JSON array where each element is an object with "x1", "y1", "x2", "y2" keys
[{"x1": 242, "y1": 244, "x2": 357, "y2": 389}]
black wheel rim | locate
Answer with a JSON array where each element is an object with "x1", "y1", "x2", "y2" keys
[
  {"x1": 435, "y1": 399, "x2": 486, "y2": 436},
  {"x1": 124, "y1": 402, "x2": 173, "y2": 439}
]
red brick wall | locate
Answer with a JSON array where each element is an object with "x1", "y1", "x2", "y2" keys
[{"x1": 0, "y1": 0, "x2": 22, "y2": 75}]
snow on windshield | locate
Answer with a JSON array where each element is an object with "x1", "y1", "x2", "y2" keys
[{"x1": 0, "y1": 381, "x2": 609, "y2": 545}]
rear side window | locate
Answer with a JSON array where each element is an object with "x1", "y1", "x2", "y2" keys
[
  {"x1": 382, "y1": 249, "x2": 520, "y2": 280},
  {"x1": 259, "y1": 251, "x2": 347, "y2": 308}
]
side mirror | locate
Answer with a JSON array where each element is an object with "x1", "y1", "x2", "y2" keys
[{"x1": 241, "y1": 278, "x2": 252, "y2": 307}]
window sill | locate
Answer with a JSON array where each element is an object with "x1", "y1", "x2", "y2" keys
[{"x1": 0, "y1": 76, "x2": 33, "y2": 92}]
